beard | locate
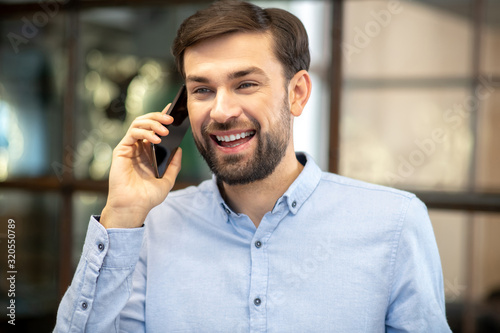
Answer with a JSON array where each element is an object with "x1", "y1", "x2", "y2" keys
[{"x1": 193, "y1": 95, "x2": 292, "y2": 185}]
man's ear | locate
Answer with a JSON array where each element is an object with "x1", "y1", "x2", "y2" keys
[{"x1": 288, "y1": 70, "x2": 312, "y2": 117}]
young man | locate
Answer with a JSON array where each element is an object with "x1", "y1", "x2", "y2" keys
[{"x1": 55, "y1": 1, "x2": 452, "y2": 332}]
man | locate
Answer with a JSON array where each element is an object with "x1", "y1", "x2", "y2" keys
[{"x1": 54, "y1": 1, "x2": 452, "y2": 332}]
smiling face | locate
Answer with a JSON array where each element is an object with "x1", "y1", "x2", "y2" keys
[{"x1": 184, "y1": 32, "x2": 294, "y2": 185}]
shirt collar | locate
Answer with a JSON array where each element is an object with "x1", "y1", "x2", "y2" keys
[
  {"x1": 210, "y1": 152, "x2": 323, "y2": 218},
  {"x1": 281, "y1": 152, "x2": 322, "y2": 215}
]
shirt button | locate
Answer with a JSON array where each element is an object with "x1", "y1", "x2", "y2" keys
[
  {"x1": 221, "y1": 203, "x2": 231, "y2": 215},
  {"x1": 254, "y1": 298, "x2": 262, "y2": 306},
  {"x1": 98, "y1": 243, "x2": 105, "y2": 251},
  {"x1": 291, "y1": 201, "x2": 297, "y2": 208},
  {"x1": 254, "y1": 240, "x2": 262, "y2": 248},
  {"x1": 81, "y1": 301, "x2": 88, "y2": 310}
]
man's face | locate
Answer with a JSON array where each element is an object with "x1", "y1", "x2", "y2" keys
[{"x1": 184, "y1": 32, "x2": 293, "y2": 185}]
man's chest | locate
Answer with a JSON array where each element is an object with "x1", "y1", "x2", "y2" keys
[{"x1": 143, "y1": 225, "x2": 392, "y2": 333}]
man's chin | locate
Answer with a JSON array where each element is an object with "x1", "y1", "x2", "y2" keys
[
  {"x1": 215, "y1": 170, "x2": 261, "y2": 186},
  {"x1": 218, "y1": 151, "x2": 249, "y2": 164},
  {"x1": 210, "y1": 156, "x2": 254, "y2": 185}
]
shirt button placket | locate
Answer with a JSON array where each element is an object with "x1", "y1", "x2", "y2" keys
[{"x1": 249, "y1": 233, "x2": 267, "y2": 332}]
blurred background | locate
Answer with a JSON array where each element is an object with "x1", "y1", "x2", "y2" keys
[{"x1": 0, "y1": 0, "x2": 499, "y2": 332}]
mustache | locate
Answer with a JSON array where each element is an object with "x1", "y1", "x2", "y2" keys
[{"x1": 202, "y1": 118, "x2": 261, "y2": 135}]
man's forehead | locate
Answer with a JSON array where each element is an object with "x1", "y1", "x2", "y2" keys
[{"x1": 183, "y1": 31, "x2": 277, "y2": 73}]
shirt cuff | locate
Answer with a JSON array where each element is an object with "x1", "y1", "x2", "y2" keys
[{"x1": 82, "y1": 216, "x2": 145, "y2": 269}]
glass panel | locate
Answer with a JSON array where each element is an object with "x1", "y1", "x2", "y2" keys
[
  {"x1": 0, "y1": 13, "x2": 65, "y2": 181},
  {"x1": 472, "y1": 213, "x2": 500, "y2": 333},
  {"x1": 430, "y1": 210, "x2": 500, "y2": 331},
  {"x1": 340, "y1": 86, "x2": 473, "y2": 191},
  {"x1": 476, "y1": 90, "x2": 500, "y2": 192},
  {"x1": 0, "y1": 190, "x2": 60, "y2": 330},
  {"x1": 341, "y1": 0, "x2": 475, "y2": 191},
  {"x1": 72, "y1": 191, "x2": 106, "y2": 269},
  {"x1": 429, "y1": 210, "x2": 500, "y2": 332},
  {"x1": 474, "y1": 213, "x2": 500, "y2": 301},
  {"x1": 343, "y1": 0, "x2": 473, "y2": 79},
  {"x1": 482, "y1": 0, "x2": 500, "y2": 76},
  {"x1": 477, "y1": 1, "x2": 500, "y2": 192},
  {"x1": 429, "y1": 209, "x2": 468, "y2": 332},
  {"x1": 429, "y1": 210, "x2": 468, "y2": 303}
]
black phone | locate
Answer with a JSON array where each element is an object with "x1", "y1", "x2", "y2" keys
[{"x1": 151, "y1": 85, "x2": 190, "y2": 178}]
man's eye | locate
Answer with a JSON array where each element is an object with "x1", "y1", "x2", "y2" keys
[
  {"x1": 193, "y1": 87, "x2": 211, "y2": 94},
  {"x1": 238, "y1": 82, "x2": 257, "y2": 89}
]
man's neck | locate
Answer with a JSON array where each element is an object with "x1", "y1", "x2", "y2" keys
[{"x1": 219, "y1": 151, "x2": 304, "y2": 228}]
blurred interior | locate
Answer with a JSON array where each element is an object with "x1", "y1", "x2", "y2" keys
[{"x1": 0, "y1": 0, "x2": 499, "y2": 332}]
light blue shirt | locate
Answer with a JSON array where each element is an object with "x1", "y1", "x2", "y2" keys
[{"x1": 54, "y1": 153, "x2": 451, "y2": 332}]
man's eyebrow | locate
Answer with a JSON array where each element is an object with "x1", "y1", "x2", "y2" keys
[
  {"x1": 186, "y1": 67, "x2": 268, "y2": 84},
  {"x1": 186, "y1": 75, "x2": 210, "y2": 84},
  {"x1": 228, "y1": 67, "x2": 268, "y2": 80}
]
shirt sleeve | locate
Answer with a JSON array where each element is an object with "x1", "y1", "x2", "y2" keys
[
  {"x1": 385, "y1": 197, "x2": 452, "y2": 332},
  {"x1": 53, "y1": 216, "x2": 145, "y2": 333}
]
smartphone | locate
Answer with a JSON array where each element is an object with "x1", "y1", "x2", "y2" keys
[{"x1": 151, "y1": 85, "x2": 189, "y2": 178}]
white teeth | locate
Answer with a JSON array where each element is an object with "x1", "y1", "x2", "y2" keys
[{"x1": 216, "y1": 131, "x2": 254, "y2": 143}]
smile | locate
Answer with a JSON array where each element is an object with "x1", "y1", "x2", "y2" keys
[{"x1": 213, "y1": 130, "x2": 256, "y2": 148}]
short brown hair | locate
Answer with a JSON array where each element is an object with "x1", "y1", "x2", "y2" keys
[{"x1": 172, "y1": 0, "x2": 310, "y2": 82}]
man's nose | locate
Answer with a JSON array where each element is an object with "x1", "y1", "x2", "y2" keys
[{"x1": 210, "y1": 89, "x2": 242, "y2": 123}]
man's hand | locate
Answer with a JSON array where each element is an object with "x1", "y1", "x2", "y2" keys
[{"x1": 101, "y1": 105, "x2": 183, "y2": 229}]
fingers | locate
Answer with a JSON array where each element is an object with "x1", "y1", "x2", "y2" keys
[
  {"x1": 161, "y1": 103, "x2": 172, "y2": 115},
  {"x1": 133, "y1": 119, "x2": 169, "y2": 139},
  {"x1": 136, "y1": 112, "x2": 174, "y2": 129},
  {"x1": 121, "y1": 111, "x2": 174, "y2": 146}
]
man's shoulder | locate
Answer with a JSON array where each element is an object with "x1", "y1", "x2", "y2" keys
[
  {"x1": 318, "y1": 171, "x2": 418, "y2": 204},
  {"x1": 313, "y1": 172, "x2": 428, "y2": 231}
]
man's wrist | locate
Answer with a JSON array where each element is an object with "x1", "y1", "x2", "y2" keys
[{"x1": 100, "y1": 205, "x2": 148, "y2": 229}]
